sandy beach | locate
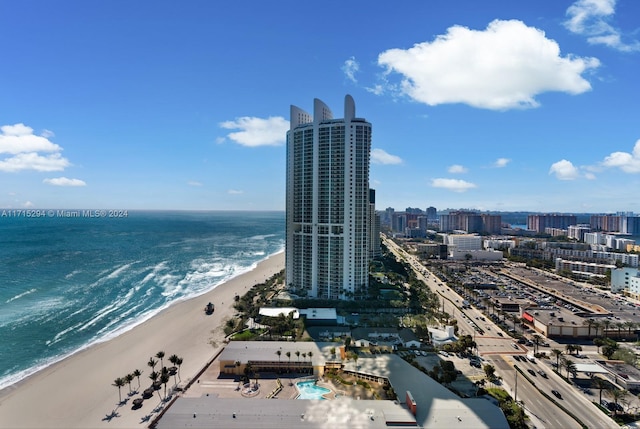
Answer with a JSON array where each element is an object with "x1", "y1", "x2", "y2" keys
[{"x1": 0, "y1": 251, "x2": 284, "y2": 429}]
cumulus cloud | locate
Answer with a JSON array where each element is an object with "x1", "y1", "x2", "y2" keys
[
  {"x1": 601, "y1": 140, "x2": 640, "y2": 173},
  {"x1": 227, "y1": 189, "x2": 244, "y2": 195},
  {"x1": 371, "y1": 148, "x2": 402, "y2": 165},
  {"x1": 493, "y1": 158, "x2": 511, "y2": 168},
  {"x1": 377, "y1": 19, "x2": 600, "y2": 110},
  {"x1": 431, "y1": 178, "x2": 477, "y2": 192},
  {"x1": 342, "y1": 56, "x2": 359, "y2": 83},
  {"x1": 219, "y1": 116, "x2": 288, "y2": 147},
  {"x1": 448, "y1": 164, "x2": 468, "y2": 173},
  {"x1": 43, "y1": 177, "x2": 86, "y2": 187},
  {"x1": 187, "y1": 181, "x2": 203, "y2": 187},
  {"x1": 549, "y1": 159, "x2": 581, "y2": 180},
  {"x1": 0, "y1": 123, "x2": 71, "y2": 172},
  {"x1": 0, "y1": 152, "x2": 70, "y2": 172},
  {"x1": 565, "y1": 0, "x2": 640, "y2": 52}
]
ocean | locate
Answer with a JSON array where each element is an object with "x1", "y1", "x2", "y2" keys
[{"x1": 0, "y1": 210, "x2": 285, "y2": 391}]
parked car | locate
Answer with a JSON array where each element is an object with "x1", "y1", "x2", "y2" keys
[{"x1": 552, "y1": 390, "x2": 562, "y2": 399}]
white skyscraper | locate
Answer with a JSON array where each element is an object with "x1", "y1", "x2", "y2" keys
[{"x1": 286, "y1": 95, "x2": 371, "y2": 300}]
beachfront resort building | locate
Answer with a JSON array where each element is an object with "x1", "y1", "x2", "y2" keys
[{"x1": 286, "y1": 95, "x2": 371, "y2": 300}]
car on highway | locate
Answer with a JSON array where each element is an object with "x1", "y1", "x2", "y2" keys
[
  {"x1": 538, "y1": 370, "x2": 547, "y2": 378},
  {"x1": 551, "y1": 390, "x2": 562, "y2": 399},
  {"x1": 527, "y1": 369, "x2": 537, "y2": 377}
]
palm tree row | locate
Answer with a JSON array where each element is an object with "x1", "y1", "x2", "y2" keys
[
  {"x1": 274, "y1": 350, "x2": 314, "y2": 365},
  {"x1": 583, "y1": 318, "x2": 638, "y2": 339},
  {"x1": 112, "y1": 369, "x2": 142, "y2": 404},
  {"x1": 112, "y1": 350, "x2": 184, "y2": 404}
]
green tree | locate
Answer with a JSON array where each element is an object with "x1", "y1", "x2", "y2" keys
[
  {"x1": 602, "y1": 338, "x2": 619, "y2": 359},
  {"x1": 483, "y1": 364, "x2": 496, "y2": 381},
  {"x1": 276, "y1": 350, "x2": 281, "y2": 362},
  {"x1": 295, "y1": 350, "x2": 300, "y2": 362},
  {"x1": 286, "y1": 351, "x2": 291, "y2": 364}
]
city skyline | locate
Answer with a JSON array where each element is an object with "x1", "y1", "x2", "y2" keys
[{"x1": 1, "y1": 1, "x2": 639, "y2": 212}]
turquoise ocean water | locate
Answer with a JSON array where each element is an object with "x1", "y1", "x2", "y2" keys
[{"x1": 0, "y1": 210, "x2": 285, "y2": 390}]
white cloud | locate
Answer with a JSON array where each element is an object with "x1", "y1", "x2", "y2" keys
[
  {"x1": 565, "y1": 0, "x2": 640, "y2": 52},
  {"x1": 342, "y1": 56, "x2": 359, "y2": 83},
  {"x1": 41, "y1": 129, "x2": 55, "y2": 138},
  {"x1": 43, "y1": 177, "x2": 86, "y2": 187},
  {"x1": 24, "y1": 201, "x2": 34, "y2": 208},
  {"x1": 227, "y1": 189, "x2": 244, "y2": 195},
  {"x1": 187, "y1": 180, "x2": 203, "y2": 187},
  {"x1": 493, "y1": 158, "x2": 511, "y2": 168},
  {"x1": 601, "y1": 140, "x2": 640, "y2": 173},
  {"x1": 371, "y1": 148, "x2": 402, "y2": 165},
  {"x1": 0, "y1": 152, "x2": 70, "y2": 172},
  {"x1": 219, "y1": 116, "x2": 288, "y2": 147},
  {"x1": 549, "y1": 159, "x2": 581, "y2": 180},
  {"x1": 0, "y1": 123, "x2": 72, "y2": 173},
  {"x1": 448, "y1": 164, "x2": 468, "y2": 173},
  {"x1": 377, "y1": 19, "x2": 600, "y2": 110},
  {"x1": 0, "y1": 123, "x2": 62, "y2": 154},
  {"x1": 431, "y1": 178, "x2": 477, "y2": 192}
]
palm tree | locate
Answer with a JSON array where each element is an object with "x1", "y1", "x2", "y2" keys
[
  {"x1": 160, "y1": 372, "x2": 170, "y2": 400},
  {"x1": 594, "y1": 337, "x2": 605, "y2": 354},
  {"x1": 610, "y1": 388, "x2": 628, "y2": 415},
  {"x1": 603, "y1": 319, "x2": 612, "y2": 338},
  {"x1": 125, "y1": 373, "x2": 134, "y2": 394},
  {"x1": 308, "y1": 351, "x2": 313, "y2": 363},
  {"x1": 156, "y1": 351, "x2": 165, "y2": 369},
  {"x1": 592, "y1": 376, "x2": 607, "y2": 404},
  {"x1": 616, "y1": 322, "x2": 624, "y2": 339},
  {"x1": 176, "y1": 357, "x2": 184, "y2": 380},
  {"x1": 276, "y1": 350, "x2": 281, "y2": 362},
  {"x1": 532, "y1": 334, "x2": 541, "y2": 354},
  {"x1": 563, "y1": 358, "x2": 576, "y2": 381},
  {"x1": 133, "y1": 369, "x2": 143, "y2": 389},
  {"x1": 112, "y1": 377, "x2": 125, "y2": 403},
  {"x1": 168, "y1": 354, "x2": 179, "y2": 386},
  {"x1": 147, "y1": 357, "x2": 157, "y2": 374},
  {"x1": 583, "y1": 318, "x2": 595, "y2": 337},
  {"x1": 302, "y1": 352, "x2": 307, "y2": 363},
  {"x1": 295, "y1": 350, "x2": 300, "y2": 363},
  {"x1": 286, "y1": 351, "x2": 291, "y2": 364},
  {"x1": 565, "y1": 344, "x2": 575, "y2": 356},
  {"x1": 593, "y1": 320, "x2": 602, "y2": 338}
]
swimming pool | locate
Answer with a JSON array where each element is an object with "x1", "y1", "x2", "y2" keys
[{"x1": 295, "y1": 380, "x2": 331, "y2": 400}]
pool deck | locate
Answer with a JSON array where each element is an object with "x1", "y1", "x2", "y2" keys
[{"x1": 180, "y1": 358, "x2": 375, "y2": 401}]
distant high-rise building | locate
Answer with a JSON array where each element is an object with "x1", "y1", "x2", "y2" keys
[
  {"x1": 285, "y1": 95, "x2": 371, "y2": 300},
  {"x1": 369, "y1": 189, "x2": 381, "y2": 259},
  {"x1": 527, "y1": 214, "x2": 577, "y2": 233},
  {"x1": 426, "y1": 206, "x2": 437, "y2": 221}
]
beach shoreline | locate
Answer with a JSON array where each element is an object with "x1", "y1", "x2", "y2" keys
[{"x1": 0, "y1": 251, "x2": 285, "y2": 429}]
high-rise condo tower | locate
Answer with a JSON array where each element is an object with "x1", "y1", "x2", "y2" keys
[{"x1": 286, "y1": 95, "x2": 371, "y2": 300}]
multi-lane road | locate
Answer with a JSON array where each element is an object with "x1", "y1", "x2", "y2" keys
[{"x1": 383, "y1": 236, "x2": 619, "y2": 429}]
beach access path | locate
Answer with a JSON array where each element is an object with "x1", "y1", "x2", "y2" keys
[{"x1": 0, "y1": 252, "x2": 284, "y2": 429}]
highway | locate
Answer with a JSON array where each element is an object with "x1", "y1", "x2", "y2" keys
[{"x1": 383, "y1": 235, "x2": 619, "y2": 429}]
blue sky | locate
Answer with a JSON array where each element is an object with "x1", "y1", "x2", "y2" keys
[{"x1": 1, "y1": 0, "x2": 639, "y2": 213}]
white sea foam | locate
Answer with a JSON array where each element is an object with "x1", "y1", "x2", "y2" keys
[
  {"x1": 105, "y1": 262, "x2": 137, "y2": 280},
  {"x1": 5, "y1": 288, "x2": 37, "y2": 304},
  {"x1": 64, "y1": 270, "x2": 82, "y2": 279}
]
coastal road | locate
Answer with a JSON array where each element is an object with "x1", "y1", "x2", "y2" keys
[{"x1": 384, "y1": 236, "x2": 619, "y2": 429}]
